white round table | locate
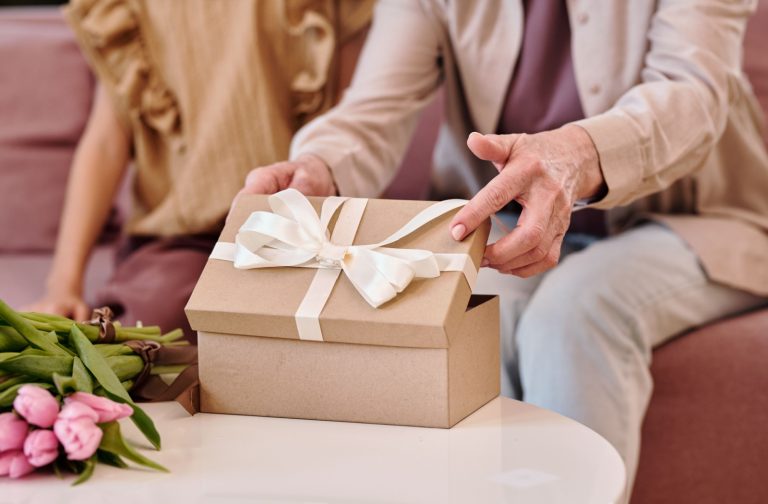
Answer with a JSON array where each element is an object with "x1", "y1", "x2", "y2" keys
[{"x1": 2, "y1": 398, "x2": 626, "y2": 504}]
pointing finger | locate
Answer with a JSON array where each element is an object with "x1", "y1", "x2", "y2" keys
[{"x1": 450, "y1": 167, "x2": 529, "y2": 241}]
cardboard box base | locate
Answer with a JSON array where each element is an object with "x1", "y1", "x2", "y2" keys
[{"x1": 198, "y1": 295, "x2": 500, "y2": 428}]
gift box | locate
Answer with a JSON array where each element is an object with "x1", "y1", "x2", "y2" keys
[{"x1": 185, "y1": 190, "x2": 499, "y2": 428}]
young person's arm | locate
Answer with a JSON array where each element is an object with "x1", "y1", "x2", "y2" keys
[{"x1": 26, "y1": 86, "x2": 131, "y2": 320}]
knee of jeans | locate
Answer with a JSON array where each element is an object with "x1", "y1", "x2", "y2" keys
[{"x1": 515, "y1": 252, "x2": 640, "y2": 357}]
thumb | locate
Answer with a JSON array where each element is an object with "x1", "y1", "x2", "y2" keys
[
  {"x1": 241, "y1": 163, "x2": 295, "y2": 196},
  {"x1": 467, "y1": 132, "x2": 514, "y2": 167}
]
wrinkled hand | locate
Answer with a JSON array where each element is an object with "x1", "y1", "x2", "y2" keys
[
  {"x1": 236, "y1": 154, "x2": 337, "y2": 204},
  {"x1": 450, "y1": 125, "x2": 605, "y2": 278},
  {"x1": 24, "y1": 288, "x2": 90, "y2": 322}
]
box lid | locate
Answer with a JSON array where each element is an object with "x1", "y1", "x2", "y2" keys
[{"x1": 185, "y1": 193, "x2": 489, "y2": 349}]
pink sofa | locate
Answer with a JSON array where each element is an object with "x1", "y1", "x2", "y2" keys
[{"x1": 1, "y1": 7, "x2": 766, "y2": 503}]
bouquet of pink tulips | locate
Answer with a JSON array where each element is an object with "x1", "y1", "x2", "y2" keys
[
  {"x1": 0, "y1": 299, "x2": 193, "y2": 483},
  {"x1": 1, "y1": 385, "x2": 164, "y2": 482}
]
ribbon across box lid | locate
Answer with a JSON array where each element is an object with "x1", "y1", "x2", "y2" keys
[{"x1": 185, "y1": 190, "x2": 490, "y2": 349}]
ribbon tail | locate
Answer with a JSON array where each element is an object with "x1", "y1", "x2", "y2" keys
[
  {"x1": 342, "y1": 252, "x2": 399, "y2": 308},
  {"x1": 369, "y1": 199, "x2": 467, "y2": 248},
  {"x1": 294, "y1": 268, "x2": 341, "y2": 341},
  {"x1": 210, "y1": 242, "x2": 236, "y2": 261},
  {"x1": 434, "y1": 253, "x2": 478, "y2": 291},
  {"x1": 375, "y1": 247, "x2": 440, "y2": 280},
  {"x1": 294, "y1": 195, "x2": 369, "y2": 339}
]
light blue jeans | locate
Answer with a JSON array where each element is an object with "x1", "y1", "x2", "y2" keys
[{"x1": 474, "y1": 216, "x2": 767, "y2": 495}]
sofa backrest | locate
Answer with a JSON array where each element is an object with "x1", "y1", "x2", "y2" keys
[
  {"x1": 0, "y1": 7, "x2": 95, "y2": 252},
  {"x1": 0, "y1": 9, "x2": 93, "y2": 147},
  {"x1": 0, "y1": 7, "x2": 130, "y2": 253}
]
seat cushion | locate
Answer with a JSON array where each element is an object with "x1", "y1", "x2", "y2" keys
[
  {"x1": 0, "y1": 245, "x2": 117, "y2": 310},
  {"x1": 632, "y1": 308, "x2": 768, "y2": 504}
]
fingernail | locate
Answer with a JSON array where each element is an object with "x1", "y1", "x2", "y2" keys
[
  {"x1": 481, "y1": 257, "x2": 490, "y2": 267},
  {"x1": 451, "y1": 224, "x2": 466, "y2": 241}
]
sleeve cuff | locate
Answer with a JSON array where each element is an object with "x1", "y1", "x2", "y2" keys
[
  {"x1": 290, "y1": 143, "x2": 363, "y2": 198},
  {"x1": 572, "y1": 113, "x2": 647, "y2": 209}
]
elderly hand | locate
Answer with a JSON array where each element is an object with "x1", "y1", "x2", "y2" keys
[
  {"x1": 450, "y1": 125, "x2": 605, "y2": 277},
  {"x1": 237, "y1": 154, "x2": 337, "y2": 200}
]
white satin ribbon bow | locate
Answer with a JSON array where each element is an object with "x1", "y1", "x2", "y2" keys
[{"x1": 210, "y1": 189, "x2": 476, "y2": 340}]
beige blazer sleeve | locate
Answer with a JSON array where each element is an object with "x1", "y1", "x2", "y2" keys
[
  {"x1": 289, "y1": 0, "x2": 443, "y2": 197},
  {"x1": 574, "y1": 0, "x2": 757, "y2": 209}
]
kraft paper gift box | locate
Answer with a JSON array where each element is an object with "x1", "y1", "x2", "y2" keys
[{"x1": 185, "y1": 190, "x2": 500, "y2": 428}]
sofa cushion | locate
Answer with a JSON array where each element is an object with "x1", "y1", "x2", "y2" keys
[
  {"x1": 632, "y1": 308, "x2": 768, "y2": 504},
  {"x1": 0, "y1": 245, "x2": 116, "y2": 310},
  {"x1": 0, "y1": 7, "x2": 95, "y2": 252}
]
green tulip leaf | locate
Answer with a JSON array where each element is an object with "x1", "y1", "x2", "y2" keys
[
  {"x1": 52, "y1": 459, "x2": 64, "y2": 479},
  {"x1": 20, "y1": 348, "x2": 52, "y2": 356},
  {"x1": 72, "y1": 357, "x2": 94, "y2": 393},
  {"x1": 0, "y1": 354, "x2": 73, "y2": 380},
  {"x1": 0, "y1": 327, "x2": 27, "y2": 352},
  {"x1": 53, "y1": 373, "x2": 76, "y2": 396},
  {"x1": 52, "y1": 357, "x2": 94, "y2": 395},
  {"x1": 0, "y1": 299, "x2": 70, "y2": 356},
  {"x1": 104, "y1": 391, "x2": 160, "y2": 449},
  {"x1": 70, "y1": 325, "x2": 161, "y2": 449},
  {"x1": 41, "y1": 330, "x2": 59, "y2": 346},
  {"x1": 0, "y1": 352, "x2": 18, "y2": 363},
  {"x1": 72, "y1": 456, "x2": 97, "y2": 486},
  {"x1": 99, "y1": 421, "x2": 168, "y2": 473},
  {"x1": 96, "y1": 449, "x2": 128, "y2": 469},
  {"x1": 95, "y1": 344, "x2": 133, "y2": 358}
]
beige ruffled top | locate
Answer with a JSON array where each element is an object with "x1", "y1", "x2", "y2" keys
[{"x1": 64, "y1": 0, "x2": 374, "y2": 236}]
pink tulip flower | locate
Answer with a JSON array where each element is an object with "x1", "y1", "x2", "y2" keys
[
  {"x1": 0, "y1": 412, "x2": 29, "y2": 452},
  {"x1": 13, "y1": 385, "x2": 59, "y2": 428},
  {"x1": 23, "y1": 429, "x2": 59, "y2": 468},
  {"x1": 65, "y1": 392, "x2": 133, "y2": 423},
  {"x1": 0, "y1": 450, "x2": 35, "y2": 479},
  {"x1": 53, "y1": 402, "x2": 102, "y2": 461}
]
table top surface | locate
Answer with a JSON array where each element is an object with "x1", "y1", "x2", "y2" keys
[{"x1": 2, "y1": 398, "x2": 626, "y2": 504}]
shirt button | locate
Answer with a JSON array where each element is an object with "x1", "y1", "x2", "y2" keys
[
  {"x1": 589, "y1": 84, "x2": 602, "y2": 94},
  {"x1": 577, "y1": 12, "x2": 589, "y2": 24}
]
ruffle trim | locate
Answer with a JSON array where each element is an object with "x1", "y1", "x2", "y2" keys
[
  {"x1": 66, "y1": 0, "x2": 180, "y2": 135},
  {"x1": 283, "y1": 4, "x2": 336, "y2": 120}
]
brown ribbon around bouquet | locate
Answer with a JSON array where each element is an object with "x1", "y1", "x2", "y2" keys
[
  {"x1": 87, "y1": 308, "x2": 200, "y2": 414},
  {"x1": 88, "y1": 306, "x2": 117, "y2": 343}
]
